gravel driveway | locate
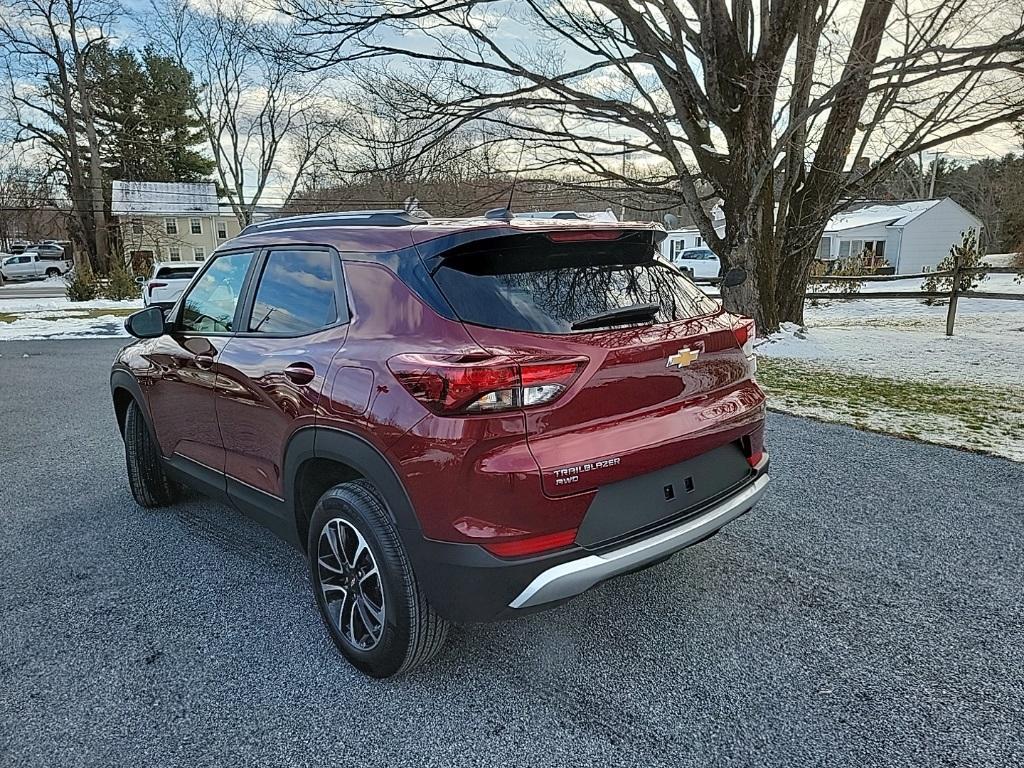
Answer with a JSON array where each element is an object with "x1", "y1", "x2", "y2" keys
[{"x1": 1, "y1": 339, "x2": 1021, "y2": 767}]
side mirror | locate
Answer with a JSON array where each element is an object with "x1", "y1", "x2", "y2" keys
[
  {"x1": 720, "y1": 267, "x2": 748, "y2": 288},
  {"x1": 135, "y1": 276, "x2": 146, "y2": 285},
  {"x1": 124, "y1": 306, "x2": 166, "y2": 339}
]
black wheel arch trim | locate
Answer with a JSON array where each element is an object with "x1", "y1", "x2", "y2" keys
[
  {"x1": 110, "y1": 369, "x2": 159, "y2": 444},
  {"x1": 283, "y1": 425, "x2": 424, "y2": 546}
]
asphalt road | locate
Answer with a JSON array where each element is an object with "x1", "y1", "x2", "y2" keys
[
  {"x1": 0, "y1": 281, "x2": 66, "y2": 300},
  {"x1": 1, "y1": 339, "x2": 1022, "y2": 768}
]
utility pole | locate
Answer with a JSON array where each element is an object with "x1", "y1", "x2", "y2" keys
[
  {"x1": 929, "y1": 151, "x2": 945, "y2": 199},
  {"x1": 620, "y1": 147, "x2": 627, "y2": 220}
]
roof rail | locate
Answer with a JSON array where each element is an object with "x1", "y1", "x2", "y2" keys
[{"x1": 240, "y1": 209, "x2": 428, "y2": 235}]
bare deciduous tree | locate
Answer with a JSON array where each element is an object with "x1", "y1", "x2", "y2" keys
[
  {"x1": 277, "y1": 0, "x2": 1024, "y2": 330},
  {"x1": 1, "y1": 0, "x2": 119, "y2": 270},
  {"x1": 150, "y1": 0, "x2": 331, "y2": 227},
  {"x1": 0, "y1": 161, "x2": 66, "y2": 251},
  {"x1": 293, "y1": 72, "x2": 518, "y2": 214}
]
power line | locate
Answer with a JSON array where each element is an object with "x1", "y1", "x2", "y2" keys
[
  {"x1": 0, "y1": 183, "x2": 613, "y2": 206},
  {"x1": 0, "y1": 191, "x2": 618, "y2": 212}
]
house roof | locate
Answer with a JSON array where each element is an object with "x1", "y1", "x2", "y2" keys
[
  {"x1": 111, "y1": 181, "x2": 219, "y2": 216},
  {"x1": 826, "y1": 200, "x2": 942, "y2": 232}
]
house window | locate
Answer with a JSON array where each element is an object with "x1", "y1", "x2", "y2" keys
[
  {"x1": 165, "y1": 218, "x2": 178, "y2": 235},
  {"x1": 190, "y1": 218, "x2": 202, "y2": 235},
  {"x1": 132, "y1": 221, "x2": 143, "y2": 235},
  {"x1": 193, "y1": 247, "x2": 205, "y2": 261},
  {"x1": 216, "y1": 221, "x2": 227, "y2": 240},
  {"x1": 695, "y1": 236, "x2": 703, "y2": 246},
  {"x1": 168, "y1": 246, "x2": 181, "y2": 262},
  {"x1": 838, "y1": 239, "x2": 865, "y2": 258},
  {"x1": 817, "y1": 237, "x2": 831, "y2": 260}
]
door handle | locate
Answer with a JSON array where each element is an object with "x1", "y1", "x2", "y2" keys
[
  {"x1": 284, "y1": 362, "x2": 316, "y2": 385},
  {"x1": 194, "y1": 352, "x2": 215, "y2": 370}
]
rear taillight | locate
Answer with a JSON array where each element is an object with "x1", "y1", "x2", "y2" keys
[
  {"x1": 732, "y1": 317, "x2": 756, "y2": 357},
  {"x1": 147, "y1": 281, "x2": 167, "y2": 296},
  {"x1": 481, "y1": 529, "x2": 578, "y2": 558},
  {"x1": 388, "y1": 354, "x2": 587, "y2": 415}
]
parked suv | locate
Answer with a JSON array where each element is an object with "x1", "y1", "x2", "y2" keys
[
  {"x1": 672, "y1": 246, "x2": 721, "y2": 279},
  {"x1": 111, "y1": 210, "x2": 769, "y2": 677},
  {"x1": 141, "y1": 262, "x2": 202, "y2": 308}
]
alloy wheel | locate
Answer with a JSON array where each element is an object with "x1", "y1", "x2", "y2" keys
[{"x1": 317, "y1": 518, "x2": 386, "y2": 651}]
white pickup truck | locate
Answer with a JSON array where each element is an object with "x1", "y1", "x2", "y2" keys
[
  {"x1": 0, "y1": 251, "x2": 74, "y2": 281},
  {"x1": 142, "y1": 262, "x2": 202, "y2": 308}
]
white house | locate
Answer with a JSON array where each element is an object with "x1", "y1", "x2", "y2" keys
[
  {"x1": 660, "y1": 198, "x2": 982, "y2": 274},
  {"x1": 110, "y1": 181, "x2": 244, "y2": 267},
  {"x1": 817, "y1": 198, "x2": 982, "y2": 273}
]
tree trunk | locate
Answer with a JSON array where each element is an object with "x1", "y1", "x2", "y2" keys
[
  {"x1": 46, "y1": 29, "x2": 96, "y2": 269},
  {"x1": 775, "y1": 241, "x2": 819, "y2": 326},
  {"x1": 719, "y1": 188, "x2": 782, "y2": 333},
  {"x1": 720, "y1": 222, "x2": 781, "y2": 332},
  {"x1": 71, "y1": 40, "x2": 110, "y2": 272}
]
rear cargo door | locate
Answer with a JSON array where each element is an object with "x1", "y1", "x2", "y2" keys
[{"x1": 429, "y1": 230, "x2": 762, "y2": 499}]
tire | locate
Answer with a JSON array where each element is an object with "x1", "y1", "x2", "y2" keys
[
  {"x1": 124, "y1": 399, "x2": 179, "y2": 508},
  {"x1": 308, "y1": 480, "x2": 449, "y2": 677},
  {"x1": 45, "y1": 268, "x2": 59, "y2": 278}
]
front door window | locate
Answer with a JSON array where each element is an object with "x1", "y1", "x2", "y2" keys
[{"x1": 179, "y1": 251, "x2": 254, "y2": 333}]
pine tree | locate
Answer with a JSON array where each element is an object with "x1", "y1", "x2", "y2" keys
[
  {"x1": 87, "y1": 44, "x2": 214, "y2": 183},
  {"x1": 66, "y1": 262, "x2": 99, "y2": 302},
  {"x1": 102, "y1": 259, "x2": 141, "y2": 301}
]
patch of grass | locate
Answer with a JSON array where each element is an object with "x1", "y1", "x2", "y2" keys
[
  {"x1": 73, "y1": 307, "x2": 138, "y2": 319},
  {"x1": 757, "y1": 357, "x2": 1024, "y2": 460},
  {"x1": 0, "y1": 307, "x2": 137, "y2": 323}
]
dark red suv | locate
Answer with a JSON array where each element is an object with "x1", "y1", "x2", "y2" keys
[{"x1": 111, "y1": 210, "x2": 769, "y2": 677}]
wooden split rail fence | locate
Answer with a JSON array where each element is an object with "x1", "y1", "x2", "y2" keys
[{"x1": 694, "y1": 262, "x2": 1023, "y2": 337}]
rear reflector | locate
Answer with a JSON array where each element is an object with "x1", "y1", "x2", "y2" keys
[
  {"x1": 747, "y1": 450, "x2": 764, "y2": 468},
  {"x1": 545, "y1": 230, "x2": 623, "y2": 242},
  {"x1": 482, "y1": 529, "x2": 578, "y2": 558},
  {"x1": 388, "y1": 354, "x2": 586, "y2": 415},
  {"x1": 732, "y1": 317, "x2": 756, "y2": 357}
]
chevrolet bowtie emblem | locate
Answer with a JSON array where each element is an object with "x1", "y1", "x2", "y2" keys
[{"x1": 667, "y1": 348, "x2": 700, "y2": 368}]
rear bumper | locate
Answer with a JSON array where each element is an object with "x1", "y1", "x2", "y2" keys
[
  {"x1": 509, "y1": 472, "x2": 768, "y2": 610},
  {"x1": 405, "y1": 456, "x2": 769, "y2": 623}
]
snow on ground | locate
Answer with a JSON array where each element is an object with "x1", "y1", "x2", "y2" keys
[
  {"x1": 0, "y1": 297, "x2": 141, "y2": 340},
  {"x1": 756, "y1": 274, "x2": 1024, "y2": 461},
  {"x1": 758, "y1": 275, "x2": 1023, "y2": 388}
]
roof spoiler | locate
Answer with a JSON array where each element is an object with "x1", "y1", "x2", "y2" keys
[{"x1": 418, "y1": 226, "x2": 666, "y2": 271}]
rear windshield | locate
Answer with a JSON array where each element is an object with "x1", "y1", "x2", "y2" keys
[
  {"x1": 155, "y1": 267, "x2": 199, "y2": 280},
  {"x1": 432, "y1": 238, "x2": 718, "y2": 334}
]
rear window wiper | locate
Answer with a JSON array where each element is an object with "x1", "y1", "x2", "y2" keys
[{"x1": 571, "y1": 303, "x2": 661, "y2": 331}]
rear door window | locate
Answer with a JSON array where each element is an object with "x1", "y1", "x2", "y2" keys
[
  {"x1": 246, "y1": 249, "x2": 341, "y2": 335},
  {"x1": 432, "y1": 238, "x2": 718, "y2": 334}
]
